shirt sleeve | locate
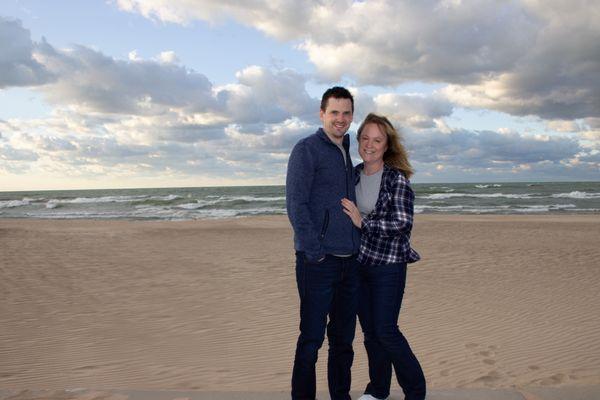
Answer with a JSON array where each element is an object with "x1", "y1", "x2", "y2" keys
[
  {"x1": 286, "y1": 141, "x2": 323, "y2": 261},
  {"x1": 361, "y1": 174, "x2": 414, "y2": 238}
]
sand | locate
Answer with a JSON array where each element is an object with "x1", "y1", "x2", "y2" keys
[{"x1": 1, "y1": 215, "x2": 599, "y2": 395}]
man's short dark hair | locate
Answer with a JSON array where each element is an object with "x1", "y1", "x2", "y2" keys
[{"x1": 320, "y1": 86, "x2": 354, "y2": 112}]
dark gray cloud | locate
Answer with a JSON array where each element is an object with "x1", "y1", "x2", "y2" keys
[
  {"x1": 403, "y1": 128, "x2": 583, "y2": 172},
  {"x1": 0, "y1": 143, "x2": 39, "y2": 162},
  {"x1": 0, "y1": 17, "x2": 54, "y2": 88},
  {"x1": 36, "y1": 136, "x2": 77, "y2": 152},
  {"x1": 156, "y1": 124, "x2": 227, "y2": 143}
]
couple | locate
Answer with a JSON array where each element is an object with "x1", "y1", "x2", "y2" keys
[{"x1": 286, "y1": 86, "x2": 426, "y2": 400}]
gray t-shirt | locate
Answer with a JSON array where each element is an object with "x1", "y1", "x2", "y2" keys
[
  {"x1": 335, "y1": 143, "x2": 347, "y2": 166},
  {"x1": 356, "y1": 168, "x2": 383, "y2": 218}
]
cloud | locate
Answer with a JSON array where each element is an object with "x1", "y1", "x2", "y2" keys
[
  {"x1": 35, "y1": 44, "x2": 216, "y2": 115},
  {"x1": 114, "y1": 0, "x2": 600, "y2": 121},
  {"x1": 7, "y1": 30, "x2": 316, "y2": 128},
  {"x1": 2, "y1": 12, "x2": 598, "y2": 186},
  {"x1": 114, "y1": 0, "x2": 313, "y2": 40},
  {"x1": 373, "y1": 94, "x2": 454, "y2": 129},
  {"x1": 0, "y1": 17, "x2": 54, "y2": 88},
  {"x1": 405, "y1": 127, "x2": 599, "y2": 181},
  {"x1": 0, "y1": 143, "x2": 38, "y2": 162},
  {"x1": 406, "y1": 128, "x2": 582, "y2": 168},
  {"x1": 115, "y1": 1, "x2": 538, "y2": 82},
  {"x1": 214, "y1": 66, "x2": 317, "y2": 124},
  {"x1": 0, "y1": 110, "x2": 319, "y2": 185}
]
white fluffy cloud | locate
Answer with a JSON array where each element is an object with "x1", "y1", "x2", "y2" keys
[
  {"x1": 115, "y1": 0, "x2": 600, "y2": 121},
  {"x1": 373, "y1": 94, "x2": 454, "y2": 129},
  {"x1": 114, "y1": 0, "x2": 313, "y2": 39},
  {"x1": 215, "y1": 66, "x2": 316, "y2": 124},
  {"x1": 35, "y1": 44, "x2": 216, "y2": 115}
]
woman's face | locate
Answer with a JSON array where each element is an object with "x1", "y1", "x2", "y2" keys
[{"x1": 358, "y1": 123, "x2": 388, "y2": 164}]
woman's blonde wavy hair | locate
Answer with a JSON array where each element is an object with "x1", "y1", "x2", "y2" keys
[{"x1": 356, "y1": 113, "x2": 414, "y2": 179}]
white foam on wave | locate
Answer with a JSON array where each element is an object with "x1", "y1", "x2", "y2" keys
[
  {"x1": 0, "y1": 199, "x2": 31, "y2": 208},
  {"x1": 475, "y1": 184, "x2": 503, "y2": 189},
  {"x1": 46, "y1": 194, "x2": 182, "y2": 205},
  {"x1": 552, "y1": 191, "x2": 600, "y2": 199},
  {"x1": 415, "y1": 203, "x2": 575, "y2": 214},
  {"x1": 415, "y1": 205, "x2": 462, "y2": 213},
  {"x1": 132, "y1": 205, "x2": 286, "y2": 220},
  {"x1": 427, "y1": 186, "x2": 455, "y2": 192},
  {"x1": 175, "y1": 201, "x2": 216, "y2": 210},
  {"x1": 221, "y1": 195, "x2": 287, "y2": 202},
  {"x1": 25, "y1": 210, "x2": 126, "y2": 219},
  {"x1": 511, "y1": 204, "x2": 577, "y2": 213},
  {"x1": 152, "y1": 194, "x2": 181, "y2": 201},
  {"x1": 67, "y1": 195, "x2": 144, "y2": 204},
  {"x1": 420, "y1": 192, "x2": 535, "y2": 200}
]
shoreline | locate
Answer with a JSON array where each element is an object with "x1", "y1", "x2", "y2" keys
[{"x1": 3, "y1": 211, "x2": 600, "y2": 222}]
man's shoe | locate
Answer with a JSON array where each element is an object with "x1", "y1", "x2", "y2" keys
[{"x1": 358, "y1": 395, "x2": 387, "y2": 400}]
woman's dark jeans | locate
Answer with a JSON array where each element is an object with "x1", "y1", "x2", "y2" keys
[{"x1": 358, "y1": 262, "x2": 426, "y2": 400}]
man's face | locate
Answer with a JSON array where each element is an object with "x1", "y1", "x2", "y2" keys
[{"x1": 320, "y1": 97, "x2": 353, "y2": 144}]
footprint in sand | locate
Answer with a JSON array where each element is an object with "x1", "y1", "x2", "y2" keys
[
  {"x1": 472, "y1": 345, "x2": 497, "y2": 367},
  {"x1": 472, "y1": 370, "x2": 502, "y2": 385},
  {"x1": 540, "y1": 373, "x2": 566, "y2": 385}
]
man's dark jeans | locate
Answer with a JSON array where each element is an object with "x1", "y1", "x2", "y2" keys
[
  {"x1": 291, "y1": 253, "x2": 360, "y2": 400},
  {"x1": 358, "y1": 262, "x2": 426, "y2": 400}
]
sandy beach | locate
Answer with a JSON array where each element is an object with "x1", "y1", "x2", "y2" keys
[{"x1": 1, "y1": 215, "x2": 599, "y2": 395}]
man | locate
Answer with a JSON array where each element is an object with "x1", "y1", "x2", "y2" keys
[{"x1": 286, "y1": 86, "x2": 361, "y2": 400}]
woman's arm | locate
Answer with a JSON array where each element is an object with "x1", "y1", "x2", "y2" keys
[
  {"x1": 341, "y1": 198, "x2": 363, "y2": 228},
  {"x1": 361, "y1": 174, "x2": 415, "y2": 238}
]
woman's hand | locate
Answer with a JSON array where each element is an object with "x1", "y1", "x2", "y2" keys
[{"x1": 341, "y1": 198, "x2": 362, "y2": 228}]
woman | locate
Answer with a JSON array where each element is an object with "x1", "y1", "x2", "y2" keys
[{"x1": 341, "y1": 113, "x2": 426, "y2": 400}]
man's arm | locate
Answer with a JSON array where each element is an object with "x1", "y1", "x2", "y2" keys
[{"x1": 286, "y1": 141, "x2": 323, "y2": 262}]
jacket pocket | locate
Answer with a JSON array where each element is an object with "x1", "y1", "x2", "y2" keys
[{"x1": 319, "y1": 209, "x2": 330, "y2": 240}]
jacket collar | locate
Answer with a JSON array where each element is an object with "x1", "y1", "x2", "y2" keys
[
  {"x1": 355, "y1": 162, "x2": 392, "y2": 174},
  {"x1": 317, "y1": 128, "x2": 350, "y2": 151}
]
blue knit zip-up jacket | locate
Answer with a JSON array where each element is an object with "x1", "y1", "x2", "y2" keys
[{"x1": 286, "y1": 128, "x2": 361, "y2": 262}]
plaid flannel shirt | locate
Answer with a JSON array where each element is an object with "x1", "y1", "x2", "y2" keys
[{"x1": 356, "y1": 163, "x2": 421, "y2": 266}]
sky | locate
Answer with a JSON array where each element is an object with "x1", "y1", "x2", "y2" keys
[{"x1": 0, "y1": 0, "x2": 599, "y2": 191}]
